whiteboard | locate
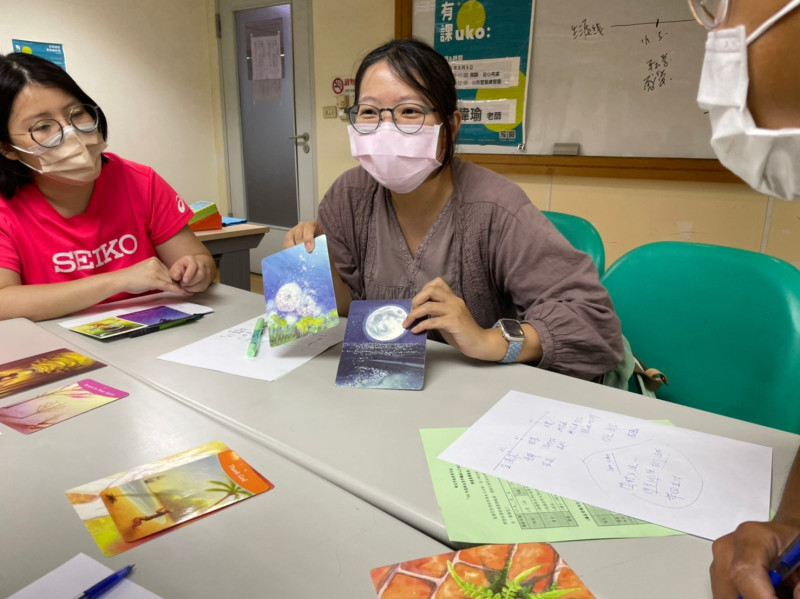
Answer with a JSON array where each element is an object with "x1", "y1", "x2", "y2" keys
[{"x1": 413, "y1": 0, "x2": 715, "y2": 158}]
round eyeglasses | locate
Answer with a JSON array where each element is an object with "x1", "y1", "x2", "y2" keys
[
  {"x1": 688, "y1": 0, "x2": 729, "y2": 30},
  {"x1": 348, "y1": 103, "x2": 437, "y2": 134},
  {"x1": 9, "y1": 104, "x2": 101, "y2": 149}
]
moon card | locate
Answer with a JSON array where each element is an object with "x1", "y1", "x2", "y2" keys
[{"x1": 335, "y1": 299, "x2": 426, "y2": 390}]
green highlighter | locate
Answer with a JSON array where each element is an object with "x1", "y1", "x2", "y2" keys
[{"x1": 247, "y1": 317, "x2": 266, "y2": 358}]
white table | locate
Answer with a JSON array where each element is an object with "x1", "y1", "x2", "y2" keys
[
  {"x1": 39, "y1": 285, "x2": 800, "y2": 598},
  {"x1": 0, "y1": 318, "x2": 449, "y2": 598}
]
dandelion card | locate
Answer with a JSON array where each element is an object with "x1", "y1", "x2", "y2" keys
[
  {"x1": 335, "y1": 299, "x2": 426, "y2": 390},
  {"x1": 261, "y1": 235, "x2": 339, "y2": 347},
  {"x1": 0, "y1": 379, "x2": 127, "y2": 434},
  {"x1": 370, "y1": 543, "x2": 595, "y2": 599},
  {"x1": 0, "y1": 348, "x2": 105, "y2": 400},
  {"x1": 66, "y1": 441, "x2": 274, "y2": 555}
]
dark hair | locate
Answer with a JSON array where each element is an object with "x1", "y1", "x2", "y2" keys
[
  {"x1": 354, "y1": 38, "x2": 458, "y2": 173},
  {"x1": 0, "y1": 53, "x2": 108, "y2": 199}
]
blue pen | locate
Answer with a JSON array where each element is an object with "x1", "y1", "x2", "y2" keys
[
  {"x1": 737, "y1": 535, "x2": 800, "y2": 599},
  {"x1": 247, "y1": 317, "x2": 266, "y2": 357},
  {"x1": 770, "y1": 535, "x2": 800, "y2": 586},
  {"x1": 79, "y1": 564, "x2": 134, "y2": 599}
]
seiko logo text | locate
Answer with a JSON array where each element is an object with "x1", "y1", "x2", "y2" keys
[{"x1": 52, "y1": 234, "x2": 139, "y2": 273}]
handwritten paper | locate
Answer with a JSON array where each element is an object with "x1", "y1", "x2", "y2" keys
[
  {"x1": 438, "y1": 390, "x2": 771, "y2": 540},
  {"x1": 158, "y1": 315, "x2": 345, "y2": 381},
  {"x1": 421, "y1": 427, "x2": 681, "y2": 544}
]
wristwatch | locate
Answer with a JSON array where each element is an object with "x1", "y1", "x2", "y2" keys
[{"x1": 493, "y1": 318, "x2": 526, "y2": 363}]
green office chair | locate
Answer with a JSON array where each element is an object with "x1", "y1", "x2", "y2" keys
[
  {"x1": 601, "y1": 241, "x2": 800, "y2": 433},
  {"x1": 543, "y1": 211, "x2": 605, "y2": 275}
]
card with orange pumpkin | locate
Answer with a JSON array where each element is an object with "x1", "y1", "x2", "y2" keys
[{"x1": 370, "y1": 542, "x2": 594, "y2": 599}]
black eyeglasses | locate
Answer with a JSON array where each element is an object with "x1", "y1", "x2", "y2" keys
[
  {"x1": 348, "y1": 103, "x2": 437, "y2": 134},
  {"x1": 9, "y1": 104, "x2": 101, "y2": 149}
]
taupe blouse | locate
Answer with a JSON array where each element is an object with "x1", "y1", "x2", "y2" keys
[{"x1": 319, "y1": 159, "x2": 623, "y2": 380}]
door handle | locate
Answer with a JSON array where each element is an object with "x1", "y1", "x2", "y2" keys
[{"x1": 288, "y1": 132, "x2": 310, "y2": 153}]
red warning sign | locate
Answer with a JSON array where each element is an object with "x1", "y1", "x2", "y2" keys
[{"x1": 332, "y1": 77, "x2": 344, "y2": 95}]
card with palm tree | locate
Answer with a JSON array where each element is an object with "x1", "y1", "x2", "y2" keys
[{"x1": 67, "y1": 441, "x2": 274, "y2": 554}]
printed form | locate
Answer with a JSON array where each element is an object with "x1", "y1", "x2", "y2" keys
[{"x1": 422, "y1": 427, "x2": 681, "y2": 544}]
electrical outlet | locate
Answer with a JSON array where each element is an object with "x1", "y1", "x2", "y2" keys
[{"x1": 322, "y1": 106, "x2": 337, "y2": 119}]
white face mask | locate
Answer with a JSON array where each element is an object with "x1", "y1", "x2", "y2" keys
[
  {"x1": 348, "y1": 123, "x2": 442, "y2": 194},
  {"x1": 11, "y1": 126, "x2": 107, "y2": 184},
  {"x1": 697, "y1": 0, "x2": 800, "y2": 201}
]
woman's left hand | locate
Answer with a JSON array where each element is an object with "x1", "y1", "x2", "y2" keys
[
  {"x1": 403, "y1": 278, "x2": 498, "y2": 360},
  {"x1": 169, "y1": 254, "x2": 214, "y2": 293}
]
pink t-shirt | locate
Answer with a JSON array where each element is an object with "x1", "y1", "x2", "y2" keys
[{"x1": 0, "y1": 153, "x2": 192, "y2": 297}]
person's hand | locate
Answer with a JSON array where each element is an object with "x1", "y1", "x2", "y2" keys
[
  {"x1": 402, "y1": 277, "x2": 493, "y2": 360},
  {"x1": 284, "y1": 220, "x2": 323, "y2": 251},
  {"x1": 169, "y1": 254, "x2": 213, "y2": 293},
  {"x1": 113, "y1": 257, "x2": 190, "y2": 296},
  {"x1": 710, "y1": 520, "x2": 800, "y2": 598}
]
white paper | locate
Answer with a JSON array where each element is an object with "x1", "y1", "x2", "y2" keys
[
  {"x1": 438, "y1": 390, "x2": 772, "y2": 540},
  {"x1": 252, "y1": 34, "x2": 282, "y2": 80},
  {"x1": 449, "y1": 56, "x2": 520, "y2": 89},
  {"x1": 9, "y1": 553, "x2": 160, "y2": 599},
  {"x1": 158, "y1": 315, "x2": 345, "y2": 381},
  {"x1": 59, "y1": 297, "x2": 214, "y2": 329}
]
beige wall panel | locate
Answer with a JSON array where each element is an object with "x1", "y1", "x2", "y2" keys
[
  {"x1": 547, "y1": 177, "x2": 767, "y2": 265},
  {"x1": 767, "y1": 199, "x2": 800, "y2": 265},
  {"x1": 0, "y1": 0, "x2": 221, "y2": 210},
  {"x1": 505, "y1": 173, "x2": 550, "y2": 211},
  {"x1": 205, "y1": 0, "x2": 229, "y2": 214},
  {"x1": 312, "y1": 0, "x2": 394, "y2": 200}
]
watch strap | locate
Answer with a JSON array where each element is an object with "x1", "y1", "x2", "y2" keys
[{"x1": 493, "y1": 320, "x2": 523, "y2": 364}]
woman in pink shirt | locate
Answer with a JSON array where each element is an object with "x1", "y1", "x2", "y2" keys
[{"x1": 0, "y1": 53, "x2": 216, "y2": 321}]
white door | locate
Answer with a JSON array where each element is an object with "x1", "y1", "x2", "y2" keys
[{"x1": 218, "y1": 0, "x2": 316, "y2": 271}]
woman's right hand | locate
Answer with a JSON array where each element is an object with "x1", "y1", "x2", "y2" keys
[
  {"x1": 710, "y1": 519, "x2": 800, "y2": 598},
  {"x1": 284, "y1": 220, "x2": 323, "y2": 251},
  {"x1": 114, "y1": 257, "x2": 189, "y2": 295}
]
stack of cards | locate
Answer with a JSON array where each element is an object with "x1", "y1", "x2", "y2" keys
[
  {"x1": 69, "y1": 306, "x2": 202, "y2": 340},
  {"x1": 262, "y1": 237, "x2": 427, "y2": 389},
  {"x1": 0, "y1": 348, "x2": 121, "y2": 434}
]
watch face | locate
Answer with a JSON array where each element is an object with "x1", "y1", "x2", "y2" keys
[{"x1": 500, "y1": 319, "x2": 525, "y2": 340}]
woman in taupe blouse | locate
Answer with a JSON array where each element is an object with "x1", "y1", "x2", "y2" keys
[{"x1": 286, "y1": 39, "x2": 622, "y2": 381}]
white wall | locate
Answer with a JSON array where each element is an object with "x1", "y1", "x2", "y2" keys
[
  {"x1": 0, "y1": 0, "x2": 224, "y2": 210},
  {"x1": 312, "y1": 0, "x2": 394, "y2": 199}
]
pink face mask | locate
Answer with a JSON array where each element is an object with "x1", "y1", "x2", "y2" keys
[{"x1": 348, "y1": 123, "x2": 442, "y2": 193}]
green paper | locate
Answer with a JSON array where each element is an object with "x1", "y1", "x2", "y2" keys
[{"x1": 421, "y1": 427, "x2": 684, "y2": 544}]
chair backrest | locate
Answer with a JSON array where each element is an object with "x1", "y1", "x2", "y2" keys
[
  {"x1": 543, "y1": 211, "x2": 605, "y2": 274},
  {"x1": 601, "y1": 241, "x2": 800, "y2": 433}
]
